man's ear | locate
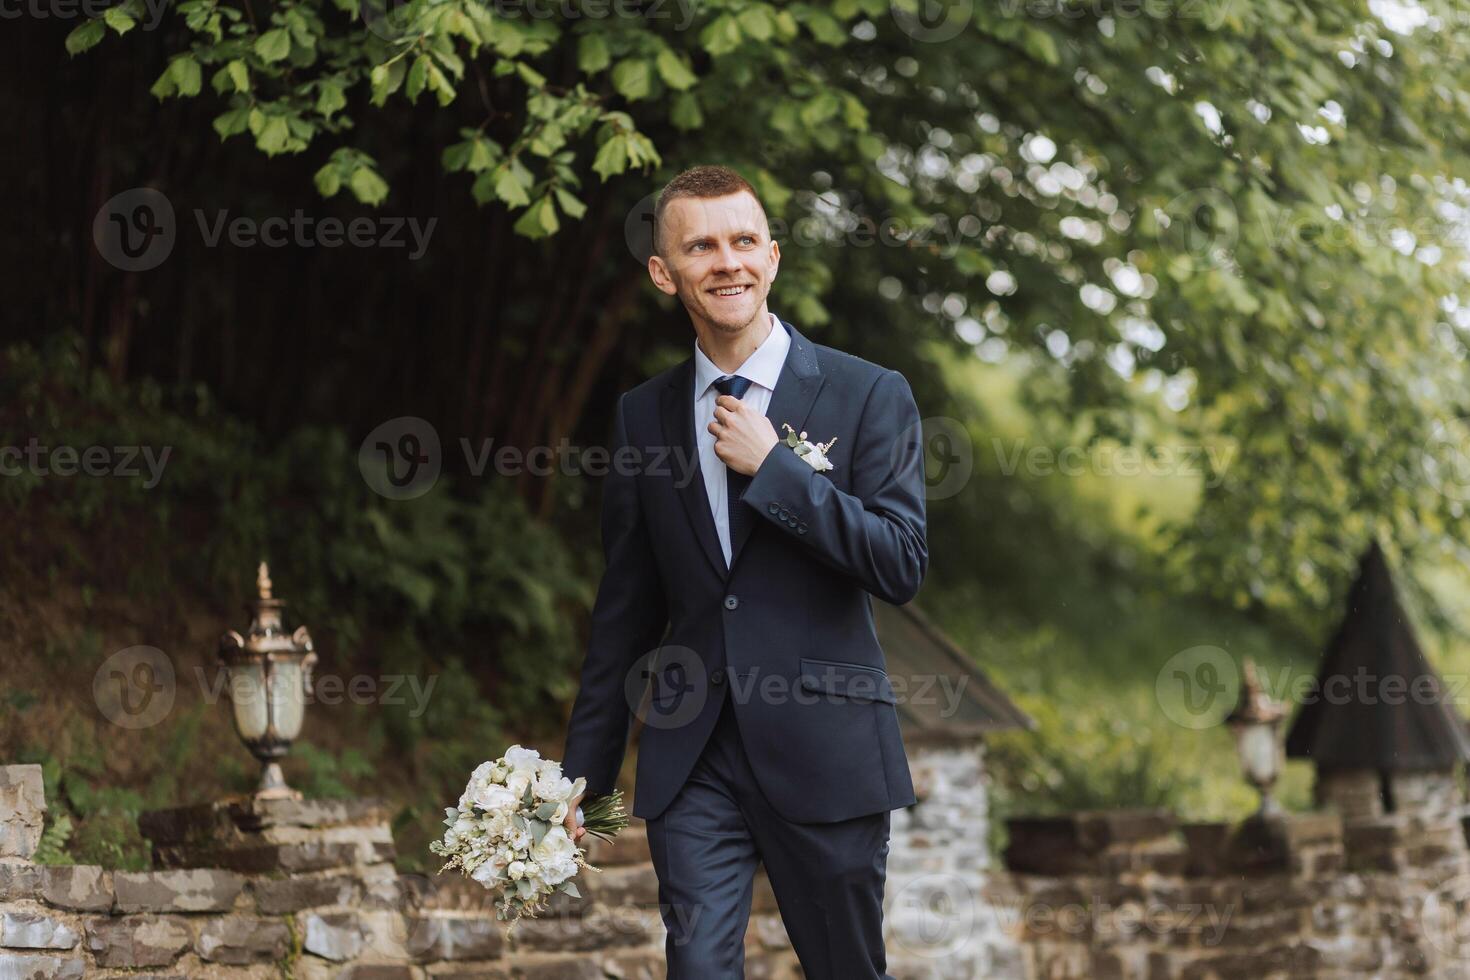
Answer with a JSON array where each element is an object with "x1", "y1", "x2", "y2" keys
[
  {"x1": 767, "y1": 239, "x2": 781, "y2": 283},
  {"x1": 647, "y1": 254, "x2": 679, "y2": 296}
]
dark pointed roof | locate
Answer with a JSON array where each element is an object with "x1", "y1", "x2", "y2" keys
[
  {"x1": 1285, "y1": 540, "x2": 1470, "y2": 771},
  {"x1": 874, "y1": 601, "x2": 1034, "y2": 745}
]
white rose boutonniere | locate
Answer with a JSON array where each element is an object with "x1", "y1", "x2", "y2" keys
[{"x1": 780, "y1": 423, "x2": 838, "y2": 473}]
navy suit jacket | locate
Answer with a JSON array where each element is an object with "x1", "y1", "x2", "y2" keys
[{"x1": 562, "y1": 317, "x2": 927, "y2": 824}]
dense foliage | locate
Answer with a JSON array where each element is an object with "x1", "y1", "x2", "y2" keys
[{"x1": 45, "y1": 0, "x2": 1470, "y2": 618}]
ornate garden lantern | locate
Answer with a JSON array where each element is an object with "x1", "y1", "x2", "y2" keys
[
  {"x1": 218, "y1": 562, "x2": 317, "y2": 800},
  {"x1": 1226, "y1": 657, "x2": 1286, "y2": 820}
]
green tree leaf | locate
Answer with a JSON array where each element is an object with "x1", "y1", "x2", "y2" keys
[
  {"x1": 577, "y1": 33, "x2": 610, "y2": 74},
  {"x1": 102, "y1": 6, "x2": 136, "y2": 34},
  {"x1": 255, "y1": 28, "x2": 291, "y2": 63},
  {"x1": 611, "y1": 59, "x2": 651, "y2": 101},
  {"x1": 64, "y1": 20, "x2": 106, "y2": 55},
  {"x1": 348, "y1": 166, "x2": 389, "y2": 205},
  {"x1": 655, "y1": 48, "x2": 697, "y2": 91}
]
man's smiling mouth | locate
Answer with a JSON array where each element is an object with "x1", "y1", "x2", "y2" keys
[{"x1": 710, "y1": 285, "x2": 751, "y2": 297}]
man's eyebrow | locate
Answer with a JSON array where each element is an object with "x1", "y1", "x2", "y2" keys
[{"x1": 681, "y1": 229, "x2": 764, "y2": 248}]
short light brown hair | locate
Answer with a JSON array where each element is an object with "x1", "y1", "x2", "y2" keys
[{"x1": 653, "y1": 165, "x2": 769, "y2": 257}]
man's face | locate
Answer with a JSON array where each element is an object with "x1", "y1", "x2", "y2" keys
[{"x1": 649, "y1": 191, "x2": 781, "y2": 337}]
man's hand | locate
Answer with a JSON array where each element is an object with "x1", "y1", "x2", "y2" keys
[
  {"x1": 562, "y1": 792, "x2": 587, "y2": 844},
  {"x1": 710, "y1": 394, "x2": 779, "y2": 476}
]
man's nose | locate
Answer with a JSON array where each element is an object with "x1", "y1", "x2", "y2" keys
[{"x1": 712, "y1": 242, "x2": 742, "y2": 271}]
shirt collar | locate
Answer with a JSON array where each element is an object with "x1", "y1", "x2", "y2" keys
[{"x1": 693, "y1": 312, "x2": 790, "y2": 400}]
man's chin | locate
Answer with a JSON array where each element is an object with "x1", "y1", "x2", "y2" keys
[{"x1": 701, "y1": 303, "x2": 763, "y2": 335}]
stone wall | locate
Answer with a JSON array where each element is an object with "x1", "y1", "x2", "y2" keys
[
  {"x1": 887, "y1": 741, "x2": 1025, "y2": 978},
  {"x1": 0, "y1": 744, "x2": 988, "y2": 979},
  {"x1": 0, "y1": 763, "x2": 812, "y2": 979},
  {"x1": 16, "y1": 750, "x2": 1470, "y2": 980},
  {"x1": 987, "y1": 804, "x2": 1470, "y2": 979}
]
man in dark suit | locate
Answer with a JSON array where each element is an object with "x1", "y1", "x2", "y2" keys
[{"x1": 561, "y1": 164, "x2": 927, "y2": 979}]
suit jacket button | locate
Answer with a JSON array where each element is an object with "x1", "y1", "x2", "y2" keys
[
  {"x1": 768, "y1": 502, "x2": 780, "y2": 514},
  {"x1": 779, "y1": 509, "x2": 790, "y2": 520},
  {"x1": 711, "y1": 668, "x2": 726, "y2": 685},
  {"x1": 724, "y1": 595, "x2": 739, "y2": 610},
  {"x1": 797, "y1": 524, "x2": 808, "y2": 534}
]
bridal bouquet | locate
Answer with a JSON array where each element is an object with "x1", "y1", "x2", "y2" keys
[{"x1": 429, "y1": 746, "x2": 629, "y2": 924}]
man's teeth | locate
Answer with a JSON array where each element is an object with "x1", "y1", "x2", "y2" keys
[{"x1": 713, "y1": 286, "x2": 747, "y2": 296}]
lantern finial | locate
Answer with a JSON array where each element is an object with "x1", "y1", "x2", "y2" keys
[{"x1": 257, "y1": 561, "x2": 273, "y2": 600}]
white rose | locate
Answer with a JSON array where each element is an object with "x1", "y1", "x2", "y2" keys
[
  {"x1": 470, "y1": 854, "x2": 507, "y2": 885},
  {"x1": 798, "y1": 442, "x2": 833, "y2": 471},
  {"x1": 471, "y1": 783, "x2": 518, "y2": 812},
  {"x1": 507, "y1": 860, "x2": 527, "y2": 880},
  {"x1": 504, "y1": 770, "x2": 533, "y2": 800},
  {"x1": 444, "y1": 815, "x2": 476, "y2": 848},
  {"x1": 482, "y1": 809, "x2": 512, "y2": 838},
  {"x1": 534, "y1": 771, "x2": 574, "y2": 802},
  {"x1": 531, "y1": 826, "x2": 579, "y2": 885},
  {"x1": 504, "y1": 745, "x2": 542, "y2": 772}
]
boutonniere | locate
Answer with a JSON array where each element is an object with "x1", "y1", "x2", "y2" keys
[{"x1": 781, "y1": 423, "x2": 838, "y2": 473}]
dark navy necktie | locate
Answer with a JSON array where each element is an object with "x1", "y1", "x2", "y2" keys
[{"x1": 713, "y1": 374, "x2": 755, "y2": 559}]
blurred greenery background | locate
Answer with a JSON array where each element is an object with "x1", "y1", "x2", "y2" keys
[{"x1": 5, "y1": 0, "x2": 1470, "y2": 870}]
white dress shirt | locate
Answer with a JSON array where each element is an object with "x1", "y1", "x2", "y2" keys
[{"x1": 692, "y1": 312, "x2": 791, "y2": 567}]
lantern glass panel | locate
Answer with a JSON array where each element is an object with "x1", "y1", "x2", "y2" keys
[
  {"x1": 1237, "y1": 723, "x2": 1279, "y2": 786},
  {"x1": 230, "y1": 662, "x2": 270, "y2": 741},
  {"x1": 269, "y1": 660, "x2": 306, "y2": 741}
]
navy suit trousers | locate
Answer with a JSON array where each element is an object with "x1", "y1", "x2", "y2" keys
[{"x1": 646, "y1": 684, "x2": 895, "y2": 980}]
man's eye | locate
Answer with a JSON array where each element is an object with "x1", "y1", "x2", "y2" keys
[{"x1": 739, "y1": 236, "x2": 755, "y2": 245}]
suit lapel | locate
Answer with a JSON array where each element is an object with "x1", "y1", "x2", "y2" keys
[
  {"x1": 660, "y1": 359, "x2": 728, "y2": 580},
  {"x1": 728, "y1": 318, "x2": 825, "y2": 567}
]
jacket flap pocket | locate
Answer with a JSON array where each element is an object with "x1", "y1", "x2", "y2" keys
[{"x1": 799, "y1": 658, "x2": 896, "y2": 704}]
